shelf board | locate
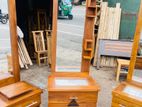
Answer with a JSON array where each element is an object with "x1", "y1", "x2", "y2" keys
[
  {"x1": 88, "y1": 6, "x2": 96, "y2": 8},
  {"x1": 86, "y1": 15, "x2": 96, "y2": 18},
  {"x1": 83, "y1": 56, "x2": 92, "y2": 60}
]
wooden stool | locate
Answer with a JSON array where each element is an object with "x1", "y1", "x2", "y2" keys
[{"x1": 116, "y1": 59, "x2": 130, "y2": 81}]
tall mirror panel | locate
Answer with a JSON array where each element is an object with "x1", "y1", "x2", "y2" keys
[
  {"x1": 56, "y1": 5, "x2": 85, "y2": 72},
  {"x1": 0, "y1": 0, "x2": 13, "y2": 76}
]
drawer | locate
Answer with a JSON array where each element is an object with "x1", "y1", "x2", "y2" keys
[
  {"x1": 49, "y1": 92, "x2": 98, "y2": 104},
  {"x1": 10, "y1": 94, "x2": 41, "y2": 107},
  {"x1": 112, "y1": 97, "x2": 142, "y2": 107},
  {"x1": 49, "y1": 103, "x2": 97, "y2": 107}
]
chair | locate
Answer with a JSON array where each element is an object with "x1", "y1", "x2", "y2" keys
[
  {"x1": 116, "y1": 59, "x2": 130, "y2": 81},
  {"x1": 32, "y1": 31, "x2": 48, "y2": 66}
]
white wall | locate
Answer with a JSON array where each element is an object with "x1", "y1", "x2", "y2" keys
[{"x1": 0, "y1": 0, "x2": 8, "y2": 13}]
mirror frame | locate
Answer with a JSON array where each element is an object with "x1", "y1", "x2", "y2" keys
[
  {"x1": 0, "y1": 0, "x2": 20, "y2": 87},
  {"x1": 127, "y1": 1, "x2": 142, "y2": 84},
  {"x1": 51, "y1": 0, "x2": 94, "y2": 73}
]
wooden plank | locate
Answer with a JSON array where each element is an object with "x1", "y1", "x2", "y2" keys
[
  {"x1": 93, "y1": 3, "x2": 121, "y2": 67},
  {"x1": 19, "y1": 38, "x2": 33, "y2": 65}
]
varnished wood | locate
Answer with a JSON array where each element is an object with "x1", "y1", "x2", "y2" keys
[
  {"x1": 51, "y1": 0, "x2": 58, "y2": 72},
  {"x1": 0, "y1": 0, "x2": 20, "y2": 88},
  {"x1": 8, "y1": 0, "x2": 20, "y2": 82},
  {"x1": 112, "y1": 2, "x2": 142, "y2": 107},
  {"x1": 112, "y1": 82, "x2": 142, "y2": 107},
  {"x1": 127, "y1": 0, "x2": 142, "y2": 82},
  {"x1": 48, "y1": 74, "x2": 100, "y2": 107},
  {"x1": 49, "y1": 0, "x2": 99, "y2": 106},
  {"x1": 0, "y1": 82, "x2": 33, "y2": 99},
  {"x1": 0, "y1": 82, "x2": 42, "y2": 107}
]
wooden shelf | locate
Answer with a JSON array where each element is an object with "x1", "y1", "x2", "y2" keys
[
  {"x1": 86, "y1": 15, "x2": 96, "y2": 18},
  {"x1": 84, "y1": 39, "x2": 93, "y2": 51},
  {"x1": 88, "y1": 6, "x2": 96, "y2": 8},
  {"x1": 87, "y1": 0, "x2": 96, "y2": 7},
  {"x1": 83, "y1": 56, "x2": 92, "y2": 60}
]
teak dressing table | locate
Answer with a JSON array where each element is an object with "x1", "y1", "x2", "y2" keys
[
  {"x1": 112, "y1": 1, "x2": 142, "y2": 107},
  {"x1": 0, "y1": 0, "x2": 42, "y2": 106},
  {"x1": 48, "y1": 0, "x2": 100, "y2": 106}
]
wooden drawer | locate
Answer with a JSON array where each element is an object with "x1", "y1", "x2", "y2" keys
[
  {"x1": 112, "y1": 97, "x2": 142, "y2": 107},
  {"x1": 49, "y1": 92, "x2": 98, "y2": 103},
  {"x1": 49, "y1": 103, "x2": 96, "y2": 107},
  {"x1": 10, "y1": 94, "x2": 41, "y2": 107}
]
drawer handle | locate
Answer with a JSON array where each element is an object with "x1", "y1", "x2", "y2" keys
[
  {"x1": 68, "y1": 97, "x2": 79, "y2": 107},
  {"x1": 119, "y1": 104, "x2": 126, "y2": 107},
  {"x1": 69, "y1": 96, "x2": 78, "y2": 100},
  {"x1": 26, "y1": 101, "x2": 38, "y2": 107}
]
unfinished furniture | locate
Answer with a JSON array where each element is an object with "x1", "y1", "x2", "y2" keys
[
  {"x1": 93, "y1": 2, "x2": 122, "y2": 67},
  {"x1": 32, "y1": 30, "x2": 48, "y2": 66},
  {"x1": 48, "y1": 0, "x2": 100, "y2": 106},
  {"x1": 97, "y1": 39, "x2": 133, "y2": 69},
  {"x1": 116, "y1": 59, "x2": 130, "y2": 81},
  {"x1": 37, "y1": 9, "x2": 48, "y2": 30},
  {"x1": 45, "y1": 30, "x2": 52, "y2": 66},
  {"x1": 18, "y1": 37, "x2": 33, "y2": 69},
  {"x1": 0, "y1": 81, "x2": 42, "y2": 107},
  {"x1": 112, "y1": 1, "x2": 142, "y2": 107}
]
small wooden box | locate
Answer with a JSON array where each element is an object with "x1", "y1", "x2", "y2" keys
[
  {"x1": 112, "y1": 82, "x2": 142, "y2": 107},
  {"x1": 48, "y1": 73, "x2": 100, "y2": 107},
  {"x1": 0, "y1": 81, "x2": 42, "y2": 107}
]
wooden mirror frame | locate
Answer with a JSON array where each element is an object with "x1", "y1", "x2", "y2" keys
[
  {"x1": 51, "y1": 0, "x2": 95, "y2": 74},
  {"x1": 0, "y1": 0, "x2": 20, "y2": 87},
  {"x1": 127, "y1": 1, "x2": 142, "y2": 84}
]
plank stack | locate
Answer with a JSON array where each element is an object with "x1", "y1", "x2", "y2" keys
[
  {"x1": 18, "y1": 37, "x2": 33, "y2": 69},
  {"x1": 93, "y1": 2, "x2": 122, "y2": 67}
]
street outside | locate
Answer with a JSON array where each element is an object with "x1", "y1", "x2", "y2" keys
[
  {"x1": 56, "y1": 5, "x2": 85, "y2": 70},
  {"x1": 0, "y1": 22, "x2": 11, "y2": 73}
]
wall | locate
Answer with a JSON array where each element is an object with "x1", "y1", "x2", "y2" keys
[{"x1": 108, "y1": 0, "x2": 141, "y2": 39}]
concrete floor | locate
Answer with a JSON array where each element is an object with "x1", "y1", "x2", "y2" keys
[{"x1": 21, "y1": 6, "x2": 120, "y2": 107}]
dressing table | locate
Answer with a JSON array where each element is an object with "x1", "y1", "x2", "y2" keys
[
  {"x1": 112, "y1": 1, "x2": 142, "y2": 107},
  {"x1": 48, "y1": 0, "x2": 100, "y2": 106},
  {"x1": 0, "y1": 0, "x2": 42, "y2": 106}
]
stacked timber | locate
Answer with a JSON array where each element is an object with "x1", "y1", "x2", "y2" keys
[
  {"x1": 18, "y1": 37, "x2": 33, "y2": 69},
  {"x1": 93, "y1": 2, "x2": 122, "y2": 67}
]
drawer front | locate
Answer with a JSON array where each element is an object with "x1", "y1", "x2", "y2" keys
[
  {"x1": 112, "y1": 97, "x2": 142, "y2": 107},
  {"x1": 49, "y1": 103, "x2": 96, "y2": 107},
  {"x1": 10, "y1": 94, "x2": 41, "y2": 107},
  {"x1": 49, "y1": 92, "x2": 98, "y2": 104}
]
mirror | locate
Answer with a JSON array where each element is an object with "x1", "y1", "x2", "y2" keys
[
  {"x1": 0, "y1": 0, "x2": 13, "y2": 75},
  {"x1": 56, "y1": 5, "x2": 85, "y2": 72},
  {"x1": 132, "y1": 31, "x2": 142, "y2": 83}
]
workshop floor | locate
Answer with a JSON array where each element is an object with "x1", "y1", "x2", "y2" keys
[{"x1": 21, "y1": 6, "x2": 120, "y2": 107}]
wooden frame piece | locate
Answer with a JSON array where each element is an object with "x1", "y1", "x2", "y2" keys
[
  {"x1": 32, "y1": 31, "x2": 48, "y2": 66},
  {"x1": 0, "y1": 0, "x2": 20, "y2": 87},
  {"x1": 127, "y1": 0, "x2": 142, "y2": 83},
  {"x1": 51, "y1": 0, "x2": 96, "y2": 73}
]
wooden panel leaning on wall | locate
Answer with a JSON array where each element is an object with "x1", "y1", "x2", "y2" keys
[{"x1": 111, "y1": 1, "x2": 142, "y2": 107}]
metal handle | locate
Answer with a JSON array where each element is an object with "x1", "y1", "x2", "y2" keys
[
  {"x1": 26, "y1": 101, "x2": 38, "y2": 107},
  {"x1": 69, "y1": 96, "x2": 78, "y2": 100}
]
